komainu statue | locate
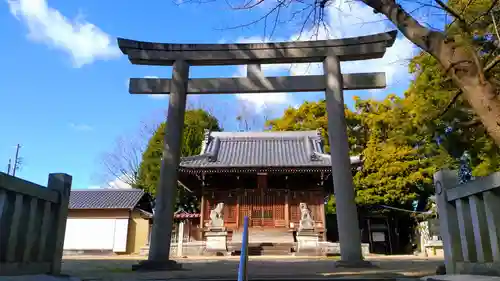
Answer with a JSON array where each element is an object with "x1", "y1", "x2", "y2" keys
[
  {"x1": 298, "y1": 202, "x2": 315, "y2": 231},
  {"x1": 206, "y1": 202, "x2": 225, "y2": 229}
]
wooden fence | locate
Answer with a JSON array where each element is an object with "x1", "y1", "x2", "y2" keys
[
  {"x1": 434, "y1": 170, "x2": 500, "y2": 275},
  {"x1": 0, "y1": 172, "x2": 72, "y2": 276}
]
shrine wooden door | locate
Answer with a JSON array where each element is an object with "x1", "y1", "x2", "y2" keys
[
  {"x1": 240, "y1": 189, "x2": 263, "y2": 227},
  {"x1": 239, "y1": 189, "x2": 286, "y2": 228}
]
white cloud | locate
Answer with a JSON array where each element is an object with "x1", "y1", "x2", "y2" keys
[
  {"x1": 7, "y1": 0, "x2": 120, "y2": 67},
  {"x1": 89, "y1": 175, "x2": 133, "y2": 189},
  {"x1": 326, "y1": 0, "x2": 418, "y2": 87},
  {"x1": 107, "y1": 177, "x2": 133, "y2": 189},
  {"x1": 149, "y1": 95, "x2": 168, "y2": 100},
  {"x1": 236, "y1": 93, "x2": 290, "y2": 110},
  {"x1": 230, "y1": 63, "x2": 291, "y2": 112},
  {"x1": 69, "y1": 123, "x2": 93, "y2": 131}
]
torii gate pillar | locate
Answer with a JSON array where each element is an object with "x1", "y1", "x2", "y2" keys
[
  {"x1": 324, "y1": 52, "x2": 366, "y2": 264},
  {"x1": 135, "y1": 60, "x2": 189, "y2": 270}
]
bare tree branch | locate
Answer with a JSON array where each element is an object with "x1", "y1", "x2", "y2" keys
[
  {"x1": 492, "y1": 9, "x2": 500, "y2": 44},
  {"x1": 98, "y1": 98, "x2": 228, "y2": 188},
  {"x1": 434, "y1": 0, "x2": 468, "y2": 30},
  {"x1": 100, "y1": 120, "x2": 155, "y2": 188}
]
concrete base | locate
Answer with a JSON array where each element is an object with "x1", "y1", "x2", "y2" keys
[
  {"x1": 131, "y1": 259, "x2": 182, "y2": 271},
  {"x1": 422, "y1": 275, "x2": 500, "y2": 281},
  {"x1": 319, "y1": 241, "x2": 370, "y2": 256},
  {"x1": 296, "y1": 230, "x2": 320, "y2": 256},
  {"x1": 453, "y1": 261, "x2": 500, "y2": 276},
  {"x1": 0, "y1": 275, "x2": 81, "y2": 281},
  {"x1": 334, "y1": 260, "x2": 376, "y2": 268},
  {"x1": 205, "y1": 229, "x2": 228, "y2": 252}
]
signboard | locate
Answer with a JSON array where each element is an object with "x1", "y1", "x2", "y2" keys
[
  {"x1": 429, "y1": 219, "x2": 441, "y2": 236},
  {"x1": 372, "y1": 232, "x2": 386, "y2": 242}
]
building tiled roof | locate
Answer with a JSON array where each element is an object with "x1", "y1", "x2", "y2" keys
[
  {"x1": 69, "y1": 189, "x2": 146, "y2": 210},
  {"x1": 179, "y1": 130, "x2": 360, "y2": 170}
]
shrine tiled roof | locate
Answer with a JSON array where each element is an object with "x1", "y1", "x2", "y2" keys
[
  {"x1": 179, "y1": 130, "x2": 361, "y2": 171},
  {"x1": 69, "y1": 189, "x2": 148, "y2": 210}
]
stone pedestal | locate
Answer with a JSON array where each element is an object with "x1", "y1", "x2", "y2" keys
[
  {"x1": 204, "y1": 228, "x2": 228, "y2": 254},
  {"x1": 295, "y1": 230, "x2": 320, "y2": 256}
]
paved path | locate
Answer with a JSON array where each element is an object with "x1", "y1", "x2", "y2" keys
[{"x1": 59, "y1": 255, "x2": 444, "y2": 281}]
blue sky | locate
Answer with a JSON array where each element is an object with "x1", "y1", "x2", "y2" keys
[{"x1": 0, "y1": 0, "x2": 429, "y2": 189}]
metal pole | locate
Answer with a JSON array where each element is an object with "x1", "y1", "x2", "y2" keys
[
  {"x1": 12, "y1": 144, "x2": 20, "y2": 177},
  {"x1": 238, "y1": 216, "x2": 249, "y2": 281},
  {"x1": 7, "y1": 159, "x2": 12, "y2": 175}
]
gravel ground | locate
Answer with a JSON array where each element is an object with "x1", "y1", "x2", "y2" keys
[{"x1": 56, "y1": 255, "x2": 443, "y2": 281}]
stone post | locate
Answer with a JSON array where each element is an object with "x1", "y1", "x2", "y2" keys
[
  {"x1": 433, "y1": 170, "x2": 463, "y2": 274},
  {"x1": 134, "y1": 60, "x2": 189, "y2": 271},
  {"x1": 323, "y1": 52, "x2": 366, "y2": 265},
  {"x1": 47, "y1": 173, "x2": 72, "y2": 274},
  {"x1": 177, "y1": 221, "x2": 185, "y2": 257}
]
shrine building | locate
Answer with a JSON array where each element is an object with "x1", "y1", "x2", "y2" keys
[{"x1": 178, "y1": 130, "x2": 362, "y2": 242}]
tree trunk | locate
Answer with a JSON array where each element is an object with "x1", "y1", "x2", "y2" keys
[{"x1": 360, "y1": 0, "x2": 500, "y2": 146}]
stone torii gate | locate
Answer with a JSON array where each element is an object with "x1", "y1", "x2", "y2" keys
[{"x1": 117, "y1": 30, "x2": 397, "y2": 269}]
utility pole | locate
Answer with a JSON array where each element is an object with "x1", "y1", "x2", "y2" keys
[
  {"x1": 7, "y1": 158, "x2": 12, "y2": 175},
  {"x1": 12, "y1": 144, "x2": 21, "y2": 177}
]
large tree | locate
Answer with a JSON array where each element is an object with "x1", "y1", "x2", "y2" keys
[
  {"x1": 351, "y1": 96, "x2": 451, "y2": 209},
  {"x1": 136, "y1": 109, "x2": 221, "y2": 211},
  {"x1": 191, "y1": 0, "x2": 500, "y2": 145},
  {"x1": 266, "y1": 100, "x2": 364, "y2": 154},
  {"x1": 405, "y1": 51, "x2": 500, "y2": 176}
]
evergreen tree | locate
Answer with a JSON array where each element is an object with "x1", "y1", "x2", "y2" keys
[{"x1": 136, "y1": 109, "x2": 221, "y2": 212}]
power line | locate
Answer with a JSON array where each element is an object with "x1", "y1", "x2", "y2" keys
[{"x1": 379, "y1": 204, "x2": 433, "y2": 214}]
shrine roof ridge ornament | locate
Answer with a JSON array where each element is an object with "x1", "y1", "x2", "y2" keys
[{"x1": 116, "y1": 30, "x2": 398, "y2": 66}]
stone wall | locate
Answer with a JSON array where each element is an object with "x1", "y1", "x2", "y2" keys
[
  {"x1": 319, "y1": 242, "x2": 370, "y2": 256},
  {"x1": 142, "y1": 241, "x2": 371, "y2": 257}
]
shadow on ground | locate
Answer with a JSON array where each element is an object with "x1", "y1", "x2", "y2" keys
[{"x1": 61, "y1": 256, "x2": 444, "y2": 280}]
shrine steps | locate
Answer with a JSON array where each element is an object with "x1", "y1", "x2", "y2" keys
[
  {"x1": 231, "y1": 228, "x2": 294, "y2": 244},
  {"x1": 229, "y1": 229, "x2": 295, "y2": 256},
  {"x1": 229, "y1": 242, "x2": 294, "y2": 256}
]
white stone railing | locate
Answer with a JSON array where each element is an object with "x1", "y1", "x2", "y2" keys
[
  {"x1": 0, "y1": 172, "x2": 72, "y2": 276},
  {"x1": 417, "y1": 220, "x2": 443, "y2": 257},
  {"x1": 434, "y1": 170, "x2": 500, "y2": 275}
]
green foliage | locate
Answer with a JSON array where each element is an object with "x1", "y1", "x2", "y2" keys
[
  {"x1": 352, "y1": 97, "x2": 430, "y2": 208},
  {"x1": 267, "y1": 44, "x2": 500, "y2": 214},
  {"x1": 446, "y1": 0, "x2": 500, "y2": 59},
  {"x1": 407, "y1": 52, "x2": 500, "y2": 177},
  {"x1": 136, "y1": 109, "x2": 221, "y2": 211},
  {"x1": 265, "y1": 100, "x2": 362, "y2": 154}
]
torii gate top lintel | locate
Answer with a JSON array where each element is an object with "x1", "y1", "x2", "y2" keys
[{"x1": 117, "y1": 30, "x2": 397, "y2": 66}]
